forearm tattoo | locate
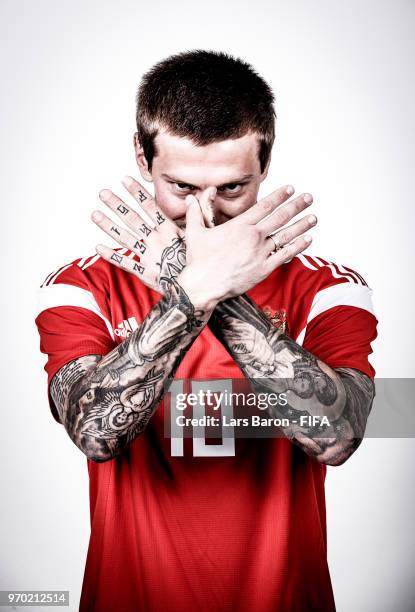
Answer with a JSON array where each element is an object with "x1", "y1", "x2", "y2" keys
[
  {"x1": 209, "y1": 294, "x2": 375, "y2": 465},
  {"x1": 50, "y1": 277, "x2": 208, "y2": 462}
]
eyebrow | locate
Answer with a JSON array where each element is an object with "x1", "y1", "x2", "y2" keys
[{"x1": 161, "y1": 173, "x2": 254, "y2": 188}]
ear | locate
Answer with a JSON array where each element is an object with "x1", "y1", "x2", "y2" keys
[{"x1": 133, "y1": 133, "x2": 153, "y2": 182}]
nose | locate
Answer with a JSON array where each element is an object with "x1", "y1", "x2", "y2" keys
[{"x1": 198, "y1": 186, "x2": 218, "y2": 227}]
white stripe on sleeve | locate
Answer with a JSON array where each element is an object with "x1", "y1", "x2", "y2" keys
[
  {"x1": 295, "y1": 282, "x2": 376, "y2": 346},
  {"x1": 35, "y1": 283, "x2": 115, "y2": 341}
]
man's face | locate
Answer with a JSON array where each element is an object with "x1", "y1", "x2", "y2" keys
[{"x1": 135, "y1": 129, "x2": 270, "y2": 227}]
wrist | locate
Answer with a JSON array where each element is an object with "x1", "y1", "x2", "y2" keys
[{"x1": 177, "y1": 266, "x2": 219, "y2": 312}]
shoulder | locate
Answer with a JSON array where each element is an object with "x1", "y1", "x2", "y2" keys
[
  {"x1": 284, "y1": 253, "x2": 370, "y2": 290},
  {"x1": 35, "y1": 252, "x2": 115, "y2": 340},
  {"x1": 36, "y1": 251, "x2": 108, "y2": 318},
  {"x1": 36, "y1": 247, "x2": 132, "y2": 323},
  {"x1": 37, "y1": 245, "x2": 141, "y2": 294},
  {"x1": 278, "y1": 252, "x2": 377, "y2": 328},
  {"x1": 38, "y1": 249, "x2": 114, "y2": 290},
  {"x1": 36, "y1": 246, "x2": 151, "y2": 324}
]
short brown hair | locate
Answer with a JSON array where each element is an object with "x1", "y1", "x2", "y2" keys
[{"x1": 136, "y1": 49, "x2": 276, "y2": 172}]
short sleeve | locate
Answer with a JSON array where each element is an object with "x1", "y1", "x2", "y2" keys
[
  {"x1": 296, "y1": 282, "x2": 378, "y2": 379},
  {"x1": 35, "y1": 264, "x2": 117, "y2": 423}
]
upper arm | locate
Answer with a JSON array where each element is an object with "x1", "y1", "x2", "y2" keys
[
  {"x1": 299, "y1": 295, "x2": 378, "y2": 378},
  {"x1": 35, "y1": 257, "x2": 117, "y2": 423},
  {"x1": 285, "y1": 262, "x2": 378, "y2": 465},
  {"x1": 298, "y1": 271, "x2": 378, "y2": 449}
]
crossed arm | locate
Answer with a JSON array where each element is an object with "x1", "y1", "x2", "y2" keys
[
  {"x1": 210, "y1": 294, "x2": 375, "y2": 466},
  {"x1": 50, "y1": 276, "x2": 215, "y2": 462},
  {"x1": 50, "y1": 178, "x2": 375, "y2": 465},
  {"x1": 51, "y1": 271, "x2": 374, "y2": 466}
]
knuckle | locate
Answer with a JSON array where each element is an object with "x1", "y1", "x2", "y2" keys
[
  {"x1": 295, "y1": 202, "x2": 305, "y2": 215},
  {"x1": 299, "y1": 218, "x2": 310, "y2": 231},
  {"x1": 278, "y1": 231, "x2": 288, "y2": 244},
  {"x1": 281, "y1": 243, "x2": 295, "y2": 258},
  {"x1": 248, "y1": 225, "x2": 262, "y2": 244},
  {"x1": 261, "y1": 198, "x2": 275, "y2": 214},
  {"x1": 274, "y1": 209, "x2": 288, "y2": 225},
  {"x1": 286, "y1": 201, "x2": 300, "y2": 217}
]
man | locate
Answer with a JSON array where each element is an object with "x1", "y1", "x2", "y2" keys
[{"x1": 35, "y1": 50, "x2": 378, "y2": 611}]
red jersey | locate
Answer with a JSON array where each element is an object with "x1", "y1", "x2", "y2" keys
[{"x1": 35, "y1": 249, "x2": 377, "y2": 612}]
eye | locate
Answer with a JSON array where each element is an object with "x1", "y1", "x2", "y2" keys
[
  {"x1": 174, "y1": 183, "x2": 195, "y2": 192},
  {"x1": 219, "y1": 184, "x2": 243, "y2": 195}
]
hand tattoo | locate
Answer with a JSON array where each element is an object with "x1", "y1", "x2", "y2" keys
[{"x1": 158, "y1": 237, "x2": 187, "y2": 292}]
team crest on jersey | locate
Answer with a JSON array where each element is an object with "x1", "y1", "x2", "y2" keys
[{"x1": 262, "y1": 307, "x2": 288, "y2": 334}]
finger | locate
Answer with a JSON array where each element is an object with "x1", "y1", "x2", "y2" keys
[
  {"x1": 257, "y1": 193, "x2": 313, "y2": 236},
  {"x1": 198, "y1": 187, "x2": 217, "y2": 228},
  {"x1": 95, "y1": 244, "x2": 159, "y2": 291},
  {"x1": 263, "y1": 235, "x2": 313, "y2": 275},
  {"x1": 121, "y1": 175, "x2": 184, "y2": 238},
  {"x1": 264, "y1": 213, "x2": 317, "y2": 254},
  {"x1": 91, "y1": 210, "x2": 148, "y2": 257},
  {"x1": 185, "y1": 194, "x2": 205, "y2": 232},
  {"x1": 99, "y1": 188, "x2": 157, "y2": 240},
  {"x1": 242, "y1": 184, "x2": 295, "y2": 224},
  {"x1": 120, "y1": 176, "x2": 154, "y2": 210}
]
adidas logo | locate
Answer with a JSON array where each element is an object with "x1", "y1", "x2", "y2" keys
[{"x1": 114, "y1": 317, "x2": 139, "y2": 338}]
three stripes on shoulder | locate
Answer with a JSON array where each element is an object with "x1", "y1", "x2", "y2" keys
[{"x1": 295, "y1": 255, "x2": 375, "y2": 345}]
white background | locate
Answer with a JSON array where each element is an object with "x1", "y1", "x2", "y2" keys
[{"x1": 1, "y1": 0, "x2": 414, "y2": 610}]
